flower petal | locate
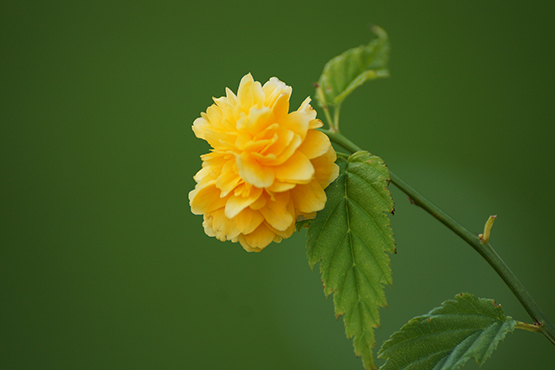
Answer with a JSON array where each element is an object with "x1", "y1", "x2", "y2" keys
[
  {"x1": 290, "y1": 179, "x2": 327, "y2": 213},
  {"x1": 237, "y1": 73, "x2": 265, "y2": 114},
  {"x1": 224, "y1": 186, "x2": 263, "y2": 219},
  {"x1": 259, "y1": 192, "x2": 294, "y2": 231},
  {"x1": 249, "y1": 193, "x2": 267, "y2": 210},
  {"x1": 262, "y1": 77, "x2": 291, "y2": 109},
  {"x1": 215, "y1": 160, "x2": 242, "y2": 197},
  {"x1": 238, "y1": 106, "x2": 273, "y2": 135},
  {"x1": 235, "y1": 207, "x2": 264, "y2": 235},
  {"x1": 274, "y1": 151, "x2": 314, "y2": 184},
  {"x1": 240, "y1": 223, "x2": 278, "y2": 252},
  {"x1": 311, "y1": 146, "x2": 339, "y2": 188},
  {"x1": 298, "y1": 129, "x2": 332, "y2": 159},
  {"x1": 309, "y1": 118, "x2": 323, "y2": 129},
  {"x1": 210, "y1": 208, "x2": 241, "y2": 240},
  {"x1": 236, "y1": 152, "x2": 275, "y2": 188},
  {"x1": 189, "y1": 184, "x2": 227, "y2": 215},
  {"x1": 265, "y1": 199, "x2": 296, "y2": 238},
  {"x1": 279, "y1": 110, "x2": 310, "y2": 141},
  {"x1": 267, "y1": 180, "x2": 296, "y2": 193}
]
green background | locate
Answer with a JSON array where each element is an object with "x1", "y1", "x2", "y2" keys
[{"x1": 2, "y1": 1, "x2": 555, "y2": 369}]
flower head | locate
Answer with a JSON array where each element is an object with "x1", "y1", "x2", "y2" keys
[{"x1": 189, "y1": 73, "x2": 339, "y2": 252}]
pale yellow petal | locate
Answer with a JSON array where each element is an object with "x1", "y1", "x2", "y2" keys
[
  {"x1": 239, "y1": 106, "x2": 273, "y2": 134},
  {"x1": 237, "y1": 235, "x2": 263, "y2": 252},
  {"x1": 236, "y1": 152, "x2": 275, "y2": 188},
  {"x1": 266, "y1": 132, "x2": 301, "y2": 166},
  {"x1": 249, "y1": 192, "x2": 268, "y2": 210},
  {"x1": 215, "y1": 160, "x2": 241, "y2": 197},
  {"x1": 290, "y1": 180, "x2": 327, "y2": 213},
  {"x1": 267, "y1": 180, "x2": 296, "y2": 193},
  {"x1": 298, "y1": 129, "x2": 331, "y2": 159},
  {"x1": 309, "y1": 118, "x2": 323, "y2": 129},
  {"x1": 235, "y1": 207, "x2": 264, "y2": 235},
  {"x1": 241, "y1": 223, "x2": 276, "y2": 252},
  {"x1": 259, "y1": 191, "x2": 294, "y2": 231},
  {"x1": 311, "y1": 146, "x2": 339, "y2": 188},
  {"x1": 224, "y1": 186, "x2": 263, "y2": 219},
  {"x1": 192, "y1": 117, "x2": 210, "y2": 140},
  {"x1": 262, "y1": 77, "x2": 291, "y2": 107},
  {"x1": 202, "y1": 214, "x2": 216, "y2": 237},
  {"x1": 237, "y1": 73, "x2": 265, "y2": 113},
  {"x1": 270, "y1": 92, "x2": 290, "y2": 121},
  {"x1": 209, "y1": 208, "x2": 241, "y2": 240},
  {"x1": 278, "y1": 110, "x2": 309, "y2": 141},
  {"x1": 274, "y1": 151, "x2": 314, "y2": 184},
  {"x1": 189, "y1": 184, "x2": 227, "y2": 215},
  {"x1": 298, "y1": 97, "x2": 318, "y2": 121},
  {"x1": 225, "y1": 87, "x2": 237, "y2": 105},
  {"x1": 265, "y1": 199, "x2": 296, "y2": 238},
  {"x1": 205, "y1": 104, "x2": 225, "y2": 131}
]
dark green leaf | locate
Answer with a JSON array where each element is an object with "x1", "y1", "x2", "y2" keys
[
  {"x1": 378, "y1": 293, "x2": 517, "y2": 370},
  {"x1": 307, "y1": 151, "x2": 395, "y2": 370},
  {"x1": 316, "y1": 25, "x2": 390, "y2": 108}
]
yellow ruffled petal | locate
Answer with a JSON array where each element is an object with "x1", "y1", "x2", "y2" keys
[
  {"x1": 210, "y1": 208, "x2": 241, "y2": 240},
  {"x1": 279, "y1": 110, "x2": 310, "y2": 141},
  {"x1": 215, "y1": 160, "x2": 242, "y2": 197},
  {"x1": 267, "y1": 180, "x2": 296, "y2": 193},
  {"x1": 311, "y1": 146, "x2": 339, "y2": 188},
  {"x1": 298, "y1": 129, "x2": 331, "y2": 159},
  {"x1": 274, "y1": 151, "x2": 314, "y2": 184},
  {"x1": 268, "y1": 90, "x2": 290, "y2": 121},
  {"x1": 189, "y1": 184, "x2": 227, "y2": 215},
  {"x1": 236, "y1": 152, "x2": 275, "y2": 188},
  {"x1": 224, "y1": 186, "x2": 263, "y2": 219},
  {"x1": 309, "y1": 118, "x2": 323, "y2": 129},
  {"x1": 266, "y1": 199, "x2": 296, "y2": 238},
  {"x1": 290, "y1": 179, "x2": 327, "y2": 214},
  {"x1": 259, "y1": 192, "x2": 294, "y2": 231},
  {"x1": 235, "y1": 207, "x2": 265, "y2": 235},
  {"x1": 249, "y1": 192, "x2": 267, "y2": 210},
  {"x1": 238, "y1": 106, "x2": 273, "y2": 135},
  {"x1": 262, "y1": 77, "x2": 292, "y2": 109},
  {"x1": 298, "y1": 97, "x2": 318, "y2": 121},
  {"x1": 237, "y1": 73, "x2": 265, "y2": 114},
  {"x1": 240, "y1": 223, "x2": 278, "y2": 252}
]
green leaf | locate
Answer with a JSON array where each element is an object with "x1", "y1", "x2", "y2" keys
[
  {"x1": 378, "y1": 293, "x2": 517, "y2": 370},
  {"x1": 316, "y1": 25, "x2": 390, "y2": 109},
  {"x1": 306, "y1": 151, "x2": 395, "y2": 370}
]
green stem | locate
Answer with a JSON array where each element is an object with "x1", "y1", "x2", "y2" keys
[
  {"x1": 516, "y1": 321, "x2": 543, "y2": 333},
  {"x1": 321, "y1": 128, "x2": 555, "y2": 346}
]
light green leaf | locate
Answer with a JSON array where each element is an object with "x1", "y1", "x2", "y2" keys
[
  {"x1": 306, "y1": 151, "x2": 395, "y2": 370},
  {"x1": 316, "y1": 25, "x2": 390, "y2": 109},
  {"x1": 378, "y1": 293, "x2": 517, "y2": 370}
]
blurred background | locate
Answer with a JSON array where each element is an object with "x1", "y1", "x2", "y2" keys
[{"x1": 2, "y1": 1, "x2": 555, "y2": 369}]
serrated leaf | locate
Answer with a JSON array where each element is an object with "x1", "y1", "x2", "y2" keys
[
  {"x1": 316, "y1": 25, "x2": 390, "y2": 108},
  {"x1": 307, "y1": 151, "x2": 395, "y2": 370},
  {"x1": 378, "y1": 293, "x2": 517, "y2": 370}
]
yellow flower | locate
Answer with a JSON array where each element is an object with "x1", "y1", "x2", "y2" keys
[{"x1": 189, "y1": 73, "x2": 339, "y2": 252}]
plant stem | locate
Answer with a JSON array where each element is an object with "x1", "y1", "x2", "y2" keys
[
  {"x1": 516, "y1": 321, "x2": 543, "y2": 333},
  {"x1": 321, "y1": 128, "x2": 555, "y2": 346}
]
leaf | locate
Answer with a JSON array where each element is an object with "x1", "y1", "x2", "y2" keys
[
  {"x1": 316, "y1": 25, "x2": 390, "y2": 108},
  {"x1": 378, "y1": 293, "x2": 517, "y2": 370},
  {"x1": 306, "y1": 151, "x2": 395, "y2": 370}
]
